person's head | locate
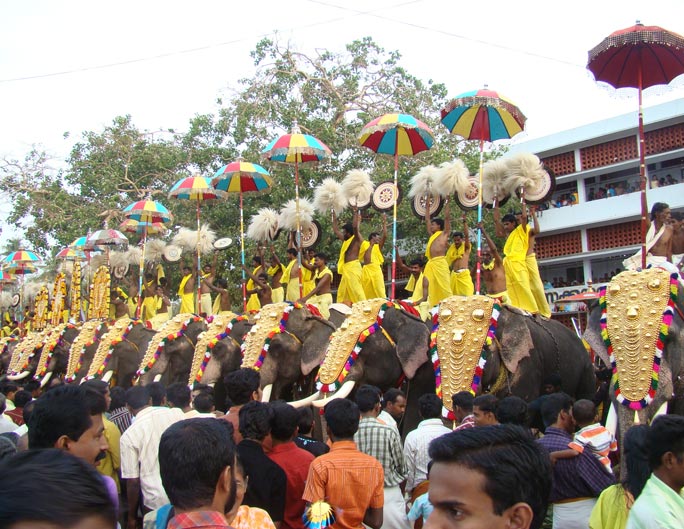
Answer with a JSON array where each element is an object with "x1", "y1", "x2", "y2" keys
[
  {"x1": 148, "y1": 381, "x2": 167, "y2": 406},
  {"x1": 22, "y1": 399, "x2": 36, "y2": 426},
  {"x1": 125, "y1": 385, "x2": 152, "y2": 414},
  {"x1": 238, "y1": 401, "x2": 272, "y2": 442},
  {"x1": 252, "y1": 255, "x2": 262, "y2": 267},
  {"x1": 257, "y1": 272, "x2": 269, "y2": 283},
  {"x1": 1, "y1": 382, "x2": 18, "y2": 402},
  {"x1": 648, "y1": 415, "x2": 684, "y2": 490},
  {"x1": 355, "y1": 385, "x2": 381, "y2": 415},
  {"x1": 314, "y1": 253, "x2": 328, "y2": 268},
  {"x1": 452, "y1": 231, "x2": 464, "y2": 245},
  {"x1": 340, "y1": 222, "x2": 353, "y2": 240},
  {"x1": 409, "y1": 258, "x2": 424, "y2": 275},
  {"x1": 228, "y1": 455, "x2": 249, "y2": 520},
  {"x1": 0, "y1": 436, "x2": 17, "y2": 462},
  {"x1": 541, "y1": 374, "x2": 562, "y2": 395},
  {"x1": 296, "y1": 406, "x2": 315, "y2": 436},
  {"x1": 430, "y1": 217, "x2": 445, "y2": 234},
  {"x1": 203, "y1": 263, "x2": 212, "y2": 274},
  {"x1": 452, "y1": 391, "x2": 474, "y2": 422},
  {"x1": 166, "y1": 382, "x2": 191, "y2": 410},
  {"x1": 473, "y1": 394, "x2": 499, "y2": 427},
  {"x1": 155, "y1": 284, "x2": 165, "y2": 296},
  {"x1": 324, "y1": 398, "x2": 360, "y2": 441},
  {"x1": 28, "y1": 385, "x2": 107, "y2": 466},
  {"x1": 23, "y1": 379, "x2": 42, "y2": 398},
  {"x1": 224, "y1": 368, "x2": 261, "y2": 406},
  {"x1": 621, "y1": 424, "x2": 651, "y2": 499},
  {"x1": 183, "y1": 265, "x2": 192, "y2": 276},
  {"x1": 540, "y1": 392, "x2": 574, "y2": 432},
  {"x1": 382, "y1": 388, "x2": 406, "y2": 421},
  {"x1": 193, "y1": 391, "x2": 215, "y2": 413},
  {"x1": 482, "y1": 246, "x2": 493, "y2": 265},
  {"x1": 269, "y1": 401, "x2": 300, "y2": 442},
  {"x1": 216, "y1": 277, "x2": 228, "y2": 289},
  {"x1": 81, "y1": 379, "x2": 111, "y2": 411},
  {"x1": 501, "y1": 213, "x2": 518, "y2": 233},
  {"x1": 159, "y1": 419, "x2": 237, "y2": 514},
  {"x1": 287, "y1": 248, "x2": 297, "y2": 259},
  {"x1": 0, "y1": 393, "x2": 8, "y2": 416},
  {"x1": 418, "y1": 393, "x2": 443, "y2": 420},
  {"x1": 426, "y1": 425, "x2": 552, "y2": 529},
  {"x1": 495, "y1": 396, "x2": 529, "y2": 426},
  {"x1": 650, "y1": 202, "x2": 671, "y2": 222},
  {"x1": 571, "y1": 399, "x2": 597, "y2": 429},
  {"x1": 109, "y1": 386, "x2": 127, "y2": 410},
  {"x1": 0, "y1": 449, "x2": 117, "y2": 529}
]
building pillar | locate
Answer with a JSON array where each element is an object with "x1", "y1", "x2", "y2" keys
[{"x1": 583, "y1": 260, "x2": 593, "y2": 285}]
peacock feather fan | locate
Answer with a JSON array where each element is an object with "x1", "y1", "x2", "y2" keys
[
  {"x1": 433, "y1": 159, "x2": 470, "y2": 197},
  {"x1": 313, "y1": 178, "x2": 347, "y2": 215},
  {"x1": 278, "y1": 199, "x2": 315, "y2": 231},
  {"x1": 341, "y1": 169, "x2": 374, "y2": 208},
  {"x1": 247, "y1": 208, "x2": 280, "y2": 242},
  {"x1": 408, "y1": 164, "x2": 439, "y2": 198},
  {"x1": 503, "y1": 153, "x2": 547, "y2": 196},
  {"x1": 482, "y1": 159, "x2": 510, "y2": 205}
]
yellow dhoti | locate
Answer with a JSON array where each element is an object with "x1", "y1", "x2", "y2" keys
[
  {"x1": 503, "y1": 257, "x2": 539, "y2": 313},
  {"x1": 451, "y1": 269, "x2": 474, "y2": 296},
  {"x1": 488, "y1": 290, "x2": 510, "y2": 304},
  {"x1": 141, "y1": 297, "x2": 158, "y2": 321},
  {"x1": 200, "y1": 293, "x2": 213, "y2": 316},
  {"x1": 271, "y1": 286, "x2": 284, "y2": 303},
  {"x1": 336, "y1": 261, "x2": 366, "y2": 304},
  {"x1": 302, "y1": 266, "x2": 315, "y2": 297},
  {"x1": 526, "y1": 253, "x2": 551, "y2": 317},
  {"x1": 424, "y1": 256, "x2": 452, "y2": 307},
  {"x1": 149, "y1": 312, "x2": 170, "y2": 330},
  {"x1": 361, "y1": 263, "x2": 386, "y2": 299},
  {"x1": 308, "y1": 293, "x2": 333, "y2": 319},
  {"x1": 179, "y1": 292, "x2": 195, "y2": 314},
  {"x1": 286, "y1": 279, "x2": 300, "y2": 302}
]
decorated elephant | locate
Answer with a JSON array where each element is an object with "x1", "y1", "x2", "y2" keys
[
  {"x1": 32, "y1": 323, "x2": 82, "y2": 387},
  {"x1": 583, "y1": 269, "x2": 684, "y2": 442},
  {"x1": 64, "y1": 320, "x2": 110, "y2": 384},
  {"x1": 1, "y1": 336, "x2": 20, "y2": 376}
]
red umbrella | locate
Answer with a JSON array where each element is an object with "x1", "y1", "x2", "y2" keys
[{"x1": 588, "y1": 22, "x2": 684, "y2": 268}]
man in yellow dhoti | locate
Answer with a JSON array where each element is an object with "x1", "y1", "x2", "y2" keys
[
  {"x1": 360, "y1": 215, "x2": 387, "y2": 299},
  {"x1": 396, "y1": 252, "x2": 429, "y2": 320},
  {"x1": 303, "y1": 248, "x2": 316, "y2": 296},
  {"x1": 494, "y1": 202, "x2": 540, "y2": 314},
  {"x1": 449, "y1": 216, "x2": 474, "y2": 296},
  {"x1": 149, "y1": 285, "x2": 171, "y2": 329},
  {"x1": 245, "y1": 256, "x2": 263, "y2": 312},
  {"x1": 177, "y1": 264, "x2": 195, "y2": 314},
  {"x1": 141, "y1": 273, "x2": 158, "y2": 321},
  {"x1": 198, "y1": 254, "x2": 218, "y2": 317},
  {"x1": 208, "y1": 278, "x2": 233, "y2": 315},
  {"x1": 479, "y1": 224, "x2": 509, "y2": 304},
  {"x1": 299, "y1": 253, "x2": 333, "y2": 318},
  {"x1": 423, "y1": 201, "x2": 453, "y2": 307},
  {"x1": 333, "y1": 209, "x2": 366, "y2": 304},
  {"x1": 525, "y1": 206, "x2": 551, "y2": 317},
  {"x1": 282, "y1": 248, "x2": 300, "y2": 302},
  {"x1": 267, "y1": 248, "x2": 286, "y2": 303}
]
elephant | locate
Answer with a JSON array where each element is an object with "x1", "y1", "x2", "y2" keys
[
  {"x1": 583, "y1": 269, "x2": 684, "y2": 445},
  {"x1": 65, "y1": 320, "x2": 111, "y2": 384},
  {"x1": 1, "y1": 336, "x2": 19, "y2": 376},
  {"x1": 308, "y1": 296, "x2": 596, "y2": 436}
]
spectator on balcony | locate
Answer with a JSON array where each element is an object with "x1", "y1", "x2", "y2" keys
[
  {"x1": 587, "y1": 188, "x2": 596, "y2": 201},
  {"x1": 650, "y1": 176, "x2": 659, "y2": 189},
  {"x1": 597, "y1": 187, "x2": 607, "y2": 199},
  {"x1": 616, "y1": 183, "x2": 626, "y2": 196},
  {"x1": 664, "y1": 173, "x2": 677, "y2": 186},
  {"x1": 607, "y1": 184, "x2": 616, "y2": 197}
]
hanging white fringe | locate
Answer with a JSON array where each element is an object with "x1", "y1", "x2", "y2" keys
[
  {"x1": 279, "y1": 198, "x2": 314, "y2": 231},
  {"x1": 126, "y1": 247, "x2": 143, "y2": 265},
  {"x1": 434, "y1": 159, "x2": 470, "y2": 197},
  {"x1": 341, "y1": 169, "x2": 373, "y2": 207},
  {"x1": 172, "y1": 225, "x2": 217, "y2": 255},
  {"x1": 247, "y1": 208, "x2": 280, "y2": 242},
  {"x1": 408, "y1": 165, "x2": 440, "y2": 198},
  {"x1": 482, "y1": 159, "x2": 510, "y2": 204},
  {"x1": 145, "y1": 239, "x2": 167, "y2": 264},
  {"x1": 109, "y1": 251, "x2": 128, "y2": 270},
  {"x1": 313, "y1": 178, "x2": 347, "y2": 215},
  {"x1": 503, "y1": 153, "x2": 547, "y2": 196}
]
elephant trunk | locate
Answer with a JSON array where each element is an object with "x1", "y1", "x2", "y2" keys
[{"x1": 312, "y1": 380, "x2": 356, "y2": 408}]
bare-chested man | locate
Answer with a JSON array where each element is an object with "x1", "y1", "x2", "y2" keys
[
  {"x1": 478, "y1": 223, "x2": 508, "y2": 304},
  {"x1": 206, "y1": 277, "x2": 232, "y2": 314},
  {"x1": 199, "y1": 253, "x2": 218, "y2": 317},
  {"x1": 424, "y1": 201, "x2": 453, "y2": 307},
  {"x1": 624, "y1": 202, "x2": 676, "y2": 275},
  {"x1": 396, "y1": 251, "x2": 429, "y2": 320},
  {"x1": 524, "y1": 206, "x2": 551, "y2": 317},
  {"x1": 449, "y1": 215, "x2": 474, "y2": 296},
  {"x1": 243, "y1": 266, "x2": 272, "y2": 307},
  {"x1": 268, "y1": 246, "x2": 285, "y2": 303},
  {"x1": 670, "y1": 212, "x2": 684, "y2": 270},
  {"x1": 299, "y1": 253, "x2": 334, "y2": 318},
  {"x1": 333, "y1": 208, "x2": 366, "y2": 304}
]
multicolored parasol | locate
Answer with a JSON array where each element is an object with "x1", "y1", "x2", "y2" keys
[
  {"x1": 70, "y1": 235, "x2": 96, "y2": 250},
  {"x1": 358, "y1": 113, "x2": 435, "y2": 298},
  {"x1": 119, "y1": 219, "x2": 167, "y2": 235},
  {"x1": 212, "y1": 161, "x2": 273, "y2": 310},
  {"x1": 169, "y1": 175, "x2": 226, "y2": 314},
  {"x1": 441, "y1": 87, "x2": 526, "y2": 293},
  {"x1": 56, "y1": 247, "x2": 87, "y2": 261},
  {"x1": 2, "y1": 250, "x2": 41, "y2": 332},
  {"x1": 262, "y1": 124, "x2": 331, "y2": 299},
  {"x1": 3, "y1": 250, "x2": 42, "y2": 265},
  {"x1": 588, "y1": 22, "x2": 684, "y2": 268},
  {"x1": 86, "y1": 229, "x2": 129, "y2": 248}
]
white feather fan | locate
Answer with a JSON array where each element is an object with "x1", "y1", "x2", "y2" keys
[
  {"x1": 172, "y1": 225, "x2": 217, "y2": 255},
  {"x1": 24, "y1": 281, "x2": 46, "y2": 301},
  {"x1": 109, "y1": 251, "x2": 128, "y2": 270},
  {"x1": 278, "y1": 199, "x2": 314, "y2": 231},
  {"x1": 503, "y1": 153, "x2": 547, "y2": 196},
  {"x1": 408, "y1": 165, "x2": 440, "y2": 198},
  {"x1": 247, "y1": 208, "x2": 280, "y2": 242},
  {"x1": 146, "y1": 239, "x2": 167, "y2": 264},
  {"x1": 0, "y1": 292, "x2": 12, "y2": 310},
  {"x1": 126, "y1": 247, "x2": 143, "y2": 265},
  {"x1": 313, "y1": 178, "x2": 347, "y2": 215},
  {"x1": 482, "y1": 159, "x2": 510, "y2": 205},
  {"x1": 433, "y1": 159, "x2": 470, "y2": 197},
  {"x1": 341, "y1": 169, "x2": 374, "y2": 207}
]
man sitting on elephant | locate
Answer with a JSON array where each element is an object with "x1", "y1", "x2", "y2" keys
[
  {"x1": 424, "y1": 202, "x2": 453, "y2": 307},
  {"x1": 299, "y1": 253, "x2": 334, "y2": 318}
]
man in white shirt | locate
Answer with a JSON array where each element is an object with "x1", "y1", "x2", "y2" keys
[
  {"x1": 403, "y1": 393, "x2": 451, "y2": 501},
  {"x1": 0, "y1": 394, "x2": 17, "y2": 434},
  {"x1": 120, "y1": 385, "x2": 184, "y2": 529},
  {"x1": 378, "y1": 388, "x2": 406, "y2": 432}
]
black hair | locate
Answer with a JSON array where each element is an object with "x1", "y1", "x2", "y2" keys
[
  {"x1": 452, "y1": 391, "x2": 474, "y2": 412},
  {"x1": 28, "y1": 385, "x2": 105, "y2": 449},
  {"x1": 287, "y1": 248, "x2": 297, "y2": 257},
  {"x1": 324, "y1": 399, "x2": 360, "y2": 440},
  {"x1": 269, "y1": 401, "x2": 300, "y2": 441},
  {"x1": 159, "y1": 419, "x2": 236, "y2": 511},
  {"x1": 166, "y1": 382, "x2": 191, "y2": 409},
  {"x1": 258, "y1": 272, "x2": 269, "y2": 281},
  {"x1": 109, "y1": 386, "x2": 127, "y2": 410},
  {"x1": 418, "y1": 393, "x2": 443, "y2": 419},
  {"x1": 224, "y1": 368, "x2": 261, "y2": 406},
  {"x1": 571, "y1": 399, "x2": 596, "y2": 426},
  {"x1": 540, "y1": 392, "x2": 573, "y2": 428},
  {"x1": 621, "y1": 424, "x2": 651, "y2": 499},
  {"x1": 217, "y1": 278, "x2": 228, "y2": 288},
  {"x1": 238, "y1": 401, "x2": 273, "y2": 441},
  {"x1": 431, "y1": 218, "x2": 445, "y2": 230},
  {"x1": 409, "y1": 258, "x2": 424, "y2": 267},
  {"x1": 314, "y1": 252, "x2": 328, "y2": 262},
  {"x1": 252, "y1": 256, "x2": 262, "y2": 266},
  {"x1": 648, "y1": 415, "x2": 684, "y2": 470},
  {"x1": 383, "y1": 388, "x2": 405, "y2": 407},
  {"x1": 22, "y1": 400, "x2": 36, "y2": 425},
  {"x1": 429, "y1": 425, "x2": 552, "y2": 529},
  {"x1": 0, "y1": 449, "x2": 117, "y2": 528},
  {"x1": 0, "y1": 382, "x2": 18, "y2": 395},
  {"x1": 0, "y1": 436, "x2": 16, "y2": 462},
  {"x1": 0, "y1": 394, "x2": 7, "y2": 415},
  {"x1": 671, "y1": 211, "x2": 684, "y2": 222},
  {"x1": 369, "y1": 232, "x2": 379, "y2": 240},
  {"x1": 451, "y1": 231, "x2": 464, "y2": 238},
  {"x1": 296, "y1": 406, "x2": 314, "y2": 435},
  {"x1": 13, "y1": 389, "x2": 32, "y2": 408},
  {"x1": 501, "y1": 213, "x2": 517, "y2": 224},
  {"x1": 81, "y1": 379, "x2": 109, "y2": 396},
  {"x1": 148, "y1": 381, "x2": 166, "y2": 406},
  {"x1": 650, "y1": 202, "x2": 670, "y2": 221},
  {"x1": 495, "y1": 396, "x2": 529, "y2": 426},
  {"x1": 473, "y1": 394, "x2": 498, "y2": 414},
  {"x1": 342, "y1": 222, "x2": 353, "y2": 235},
  {"x1": 543, "y1": 373, "x2": 562, "y2": 388},
  {"x1": 125, "y1": 385, "x2": 151, "y2": 411},
  {"x1": 193, "y1": 391, "x2": 215, "y2": 413},
  {"x1": 355, "y1": 385, "x2": 381, "y2": 413},
  {"x1": 23, "y1": 379, "x2": 41, "y2": 393}
]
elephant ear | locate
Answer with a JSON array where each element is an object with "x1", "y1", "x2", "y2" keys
[
  {"x1": 497, "y1": 306, "x2": 534, "y2": 374},
  {"x1": 383, "y1": 306, "x2": 430, "y2": 379}
]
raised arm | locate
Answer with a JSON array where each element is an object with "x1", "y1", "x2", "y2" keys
[
  {"x1": 520, "y1": 200, "x2": 529, "y2": 230},
  {"x1": 241, "y1": 265, "x2": 261, "y2": 284},
  {"x1": 270, "y1": 246, "x2": 283, "y2": 267},
  {"x1": 353, "y1": 208, "x2": 363, "y2": 241},
  {"x1": 379, "y1": 214, "x2": 388, "y2": 247},
  {"x1": 479, "y1": 223, "x2": 503, "y2": 265},
  {"x1": 331, "y1": 210, "x2": 344, "y2": 241},
  {"x1": 462, "y1": 214, "x2": 471, "y2": 250},
  {"x1": 395, "y1": 246, "x2": 410, "y2": 274},
  {"x1": 443, "y1": 200, "x2": 451, "y2": 234},
  {"x1": 529, "y1": 205, "x2": 540, "y2": 236},
  {"x1": 493, "y1": 203, "x2": 505, "y2": 238}
]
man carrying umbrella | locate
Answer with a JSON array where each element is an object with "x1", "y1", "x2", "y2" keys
[
  {"x1": 423, "y1": 203, "x2": 453, "y2": 307},
  {"x1": 449, "y1": 215, "x2": 474, "y2": 297},
  {"x1": 333, "y1": 209, "x2": 366, "y2": 305}
]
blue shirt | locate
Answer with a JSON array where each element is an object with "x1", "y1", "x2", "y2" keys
[{"x1": 408, "y1": 493, "x2": 433, "y2": 522}]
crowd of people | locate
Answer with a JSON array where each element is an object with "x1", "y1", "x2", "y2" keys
[{"x1": 1, "y1": 369, "x2": 683, "y2": 529}]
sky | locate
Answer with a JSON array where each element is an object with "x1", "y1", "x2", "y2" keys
[{"x1": 1, "y1": 0, "x2": 684, "y2": 239}]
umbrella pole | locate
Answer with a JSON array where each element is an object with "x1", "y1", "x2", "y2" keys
[
  {"x1": 196, "y1": 199, "x2": 201, "y2": 315},
  {"x1": 637, "y1": 67, "x2": 648, "y2": 270},
  {"x1": 135, "y1": 226, "x2": 147, "y2": 319},
  {"x1": 240, "y1": 191, "x2": 247, "y2": 312},
  {"x1": 475, "y1": 140, "x2": 484, "y2": 295},
  {"x1": 391, "y1": 152, "x2": 399, "y2": 299},
  {"x1": 295, "y1": 160, "x2": 303, "y2": 299}
]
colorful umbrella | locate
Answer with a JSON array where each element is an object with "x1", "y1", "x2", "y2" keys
[
  {"x1": 169, "y1": 175, "x2": 226, "y2": 314},
  {"x1": 2, "y1": 250, "x2": 41, "y2": 332},
  {"x1": 70, "y1": 235, "x2": 96, "y2": 250},
  {"x1": 588, "y1": 22, "x2": 684, "y2": 268},
  {"x1": 0, "y1": 270, "x2": 14, "y2": 284},
  {"x1": 212, "y1": 161, "x2": 273, "y2": 310},
  {"x1": 262, "y1": 124, "x2": 331, "y2": 299},
  {"x1": 3, "y1": 250, "x2": 42, "y2": 264},
  {"x1": 86, "y1": 229, "x2": 128, "y2": 247},
  {"x1": 358, "y1": 113, "x2": 435, "y2": 298},
  {"x1": 56, "y1": 247, "x2": 87, "y2": 261},
  {"x1": 441, "y1": 87, "x2": 526, "y2": 293},
  {"x1": 119, "y1": 219, "x2": 167, "y2": 235}
]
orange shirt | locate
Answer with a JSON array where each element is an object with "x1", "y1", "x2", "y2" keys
[{"x1": 302, "y1": 440, "x2": 384, "y2": 529}]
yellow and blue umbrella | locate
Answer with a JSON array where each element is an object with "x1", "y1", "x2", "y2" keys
[
  {"x1": 3, "y1": 250, "x2": 41, "y2": 265},
  {"x1": 358, "y1": 113, "x2": 435, "y2": 298}
]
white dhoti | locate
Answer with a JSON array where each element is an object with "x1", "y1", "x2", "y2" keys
[
  {"x1": 552, "y1": 498, "x2": 596, "y2": 529},
  {"x1": 380, "y1": 485, "x2": 411, "y2": 529}
]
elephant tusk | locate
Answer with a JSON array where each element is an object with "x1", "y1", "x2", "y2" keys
[
  {"x1": 7, "y1": 370, "x2": 31, "y2": 381},
  {"x1": 207, "y1": 383, "x2": 215, "y2": 388},
  {"x1": 39, "y1": 371, "x2": 53, "y2": 388},
  {"x1": 606, "y1": 403, "x2": 618, "y2": 438},
  {"x1": 153, "y1": 374, "x2": 162, "y2": 382},
  {"x1": 312, "y1": 380, "x2": 356, "y2": 408},
  {"x1": 634, "y1": 410, "x2": 640, "y2": 425},
  {"x1": 288, "y1": 391, "x2": 321, "y2": 409},
  {"x1": 261, "y1": 384, "x2": 273, "y2": 403},
  {"x1": 102, "y1": 371, "x2": 114, "y2": 384},
  {"x1": 653, "y1": 401, "x2": 668, "y2": 420}
]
